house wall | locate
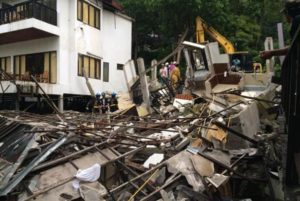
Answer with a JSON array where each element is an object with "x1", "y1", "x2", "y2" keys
[
  {"x1": 0, "y1": 0, "x2": 132, "y2": 95},
  {"x1": 71, "y1": 1, "x2": 133, "y2": 94},
  {"x1": 100, "y1": 10, "x2": 132, "y2": 93}
]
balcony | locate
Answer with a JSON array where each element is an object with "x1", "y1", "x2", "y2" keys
[
  {"x1": 0, "y1": 1, "x2": 59, "y2": 45},
  {"x1": 0, "y1": 1, "x2": 57, "y2": 26}
]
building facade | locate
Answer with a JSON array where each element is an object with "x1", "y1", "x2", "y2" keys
[{"x1": 0, "y1": 0, "x2": 133, "y2": 111}]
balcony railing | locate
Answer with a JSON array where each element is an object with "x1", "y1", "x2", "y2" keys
[
  {"x1": 1, "y1": 72, "x2": 55, "y2": 84},
  {"x1": 0, "y1": 1, "x2": 57, "y2": 26}
]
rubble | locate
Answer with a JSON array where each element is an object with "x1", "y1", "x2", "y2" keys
[
  {"x1": 0, "y1": 39, "x2": 284, "y2": 201},
  {"x1": 0, "y1": 93, "x2": 282, "y2": 201}
]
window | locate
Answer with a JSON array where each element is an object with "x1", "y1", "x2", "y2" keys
[
  {"x1": 26, "y1": 53, "x2": 44, "y2": 75},
  {"x1": 77, "y1": 0, "x2": 83, "y2": 20},
  {"x1": 78, "y1": 54, "x2": 101, "y2": 79},
  {"x1": 89, "y1": 5, "x2": 95, "y2": 27},
  {"x1": 14, "y1": 52, "x2": 57, "y2": 83},
  {"x1": 77, "y1": 0, "x2": 100, "y2": 29},
  {"x1": 117, "y1": 64, "x2": 124, "y2": 71},
  {"x1": 0, "y1": 57, "x2": 11, "y2": 75},
  {"x1": 82, "y1": 1, "x2": 89, "y2": 24},
  {"x1": 103, "y1": 62, "x2": 109, "y2": 82}
]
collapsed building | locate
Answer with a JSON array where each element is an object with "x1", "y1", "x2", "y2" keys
[
  {"x1": 0, "y1": 32, "x2": 294, "y2": 200},
  {"x1": 0, "y1": 1, "x2": 299, "y2": 201}
]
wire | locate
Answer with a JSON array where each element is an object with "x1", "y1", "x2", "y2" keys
[{"x1": 127, "y1": 169, "x2": 159, "y2": 201}]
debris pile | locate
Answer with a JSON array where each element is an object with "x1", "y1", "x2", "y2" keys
[
  {"x1": 0, "y1": 84, "x2": 283, "y2": 201},
  {"x1": 0, "y1": 40, "x2": 284, "y2": 200}
]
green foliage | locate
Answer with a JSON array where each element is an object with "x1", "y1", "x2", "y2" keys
[
  {"x1": 119, "y1": 0, "x2": 289, "y2": 64},
  {"x1": 274, "y1": 63, "x2": 282, "y2": 77}
]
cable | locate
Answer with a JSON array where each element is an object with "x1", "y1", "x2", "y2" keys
[{"x1": 127, "y1": 169, "x2": 159, "y2": 201}]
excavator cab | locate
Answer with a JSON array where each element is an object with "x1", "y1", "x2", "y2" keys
[
  {"x1": 182, "y1": 41, "x2": 211, "y2": 83},
  {"x1": 192, "y1": 48, "x2": 209, "y2": 71}
]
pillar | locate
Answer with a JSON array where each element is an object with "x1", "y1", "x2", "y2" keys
[{"x1": 137, "y1": 58, "x2": 151, "y2": 112}]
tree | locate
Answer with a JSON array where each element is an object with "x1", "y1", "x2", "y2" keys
[{"x1": 119, "y1": 0, "x2": 288, "y2": 65}]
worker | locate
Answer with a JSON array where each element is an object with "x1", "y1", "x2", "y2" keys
[
  {"x1": 165, "y1": 62, "x2": 170, "y2": 78},
  {"x1": 109, "y1": 92, "x2": 119, "y2": 112},
  {"x1": 260, "y1": 0, "x2": 300, "y2": 59},
  {"x1": 159, "y1": 63, "x2": 168, "y2": 83},
  {"x1": 86, "y1": 97, "x2": 95, "y2": 112},
  {"x1": 170, "y1": 62, "x2": 181, "y2": 92},
  {"x1": 86, "y1": 92, "x2": 100, "y2": 112},
  {"x1": 94, "y1": 92, "x2": 102, "y2": 113},
  {"x1": 100, "y1": 92, "x2": 109, "y2": 114},
  {"x1": 231, "y1": 58, "x2": 241, "y2": 71}
]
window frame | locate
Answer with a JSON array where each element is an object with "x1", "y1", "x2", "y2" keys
[
  {"x1": 77, "y1": 0, "x2": 101, "y2": 30},
  {"x1": 0, "y1": 56, "x2": 11, "y2": 74},
  {"x1": 78, "y1": 54, "x2": 101, "y2": 80},
  {"x1": 13, "y1": 51, "x2": 57, "y2": 84}
]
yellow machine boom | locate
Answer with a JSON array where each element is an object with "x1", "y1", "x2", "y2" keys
[{"x1": 196, "y1": 16, "x2": 235, "y2": 54}]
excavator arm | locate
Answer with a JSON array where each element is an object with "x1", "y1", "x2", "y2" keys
[
  {"x1": 196, "y1": 16, "x2": 205, "y2": 44},
  {"x1": 195, "y1": 16, "x2": 235, "y2": 54}
]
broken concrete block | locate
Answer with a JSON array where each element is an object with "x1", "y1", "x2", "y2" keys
[
  {"x1": 190, "y1": 154, "x2": 215, "y2": 177},
  {"x1": 226, "y1": 102, "x2": 260, "y2": 150},
  {"x1": 160, "y1": 189, "x2": 176, "y2": 201},
  {"x1": 79, "y1": 183, "x2": 107, "y2": 201},
  {"x1": 206, "y1": 174, "x2": 229, "y2": 188},
  {"x1": 167, "y1": 151, "x2": 205, "y2": 192},
  {"x1": 151, "y1": 167, "x2": 166, "y2": 185}
]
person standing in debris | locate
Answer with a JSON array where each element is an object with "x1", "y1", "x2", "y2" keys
[
  {"x1": 170, "y1": 62, "x2": 181, "y2": 93},
  {"x1": 94, "y1": 92, "x2": 102, "y2": 113},
  {"x1": 86, "y1": 97, "x2": 95, "y2": 112},
  {"x1": 100, "y1": 92, "x2": 109, "y2": 114},
  {"x1": 86, "y1": 92, "x2": 101, "y2": 112},
  {"x1": 109, "y1": 92, "x2": 119, "y2": 112},
  {"x1": 260, "y1": 0, "x2": 300, "y2": 59},
  {"x1": 165, "y1": 62, "x2": 170, "y2": 78},
  {"x1": 159, "y1": 63, "x2": 168, "y2": 83},
  {"x1": 231, "y1": 58, "x2": 241, "y2": 72}
]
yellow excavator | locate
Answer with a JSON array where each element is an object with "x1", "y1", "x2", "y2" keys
[
  {"x1": 196, "y1": 16, "x2": 235, "y2": 54},
  {"x1": 196, "y1": 16, "x2": 260, "y2": 72}
]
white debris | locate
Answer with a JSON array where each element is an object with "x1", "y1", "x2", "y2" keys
[
  {"x1": 143, "y1": 154, "x2": 164, "y2": 169},
  {"x1": 173, "y1": 99, "x2": 194, "y2": 110},
  {"x1": 72, "y1": 164, "x2": 101, "y2": 189},
  {"x1": 209, "y1": 103, "x2": 226, "y2": 114}
]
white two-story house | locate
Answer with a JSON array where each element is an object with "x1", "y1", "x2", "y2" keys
[{"x1": 0, "y1": 0, "x2": 133, "y2": 112}]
